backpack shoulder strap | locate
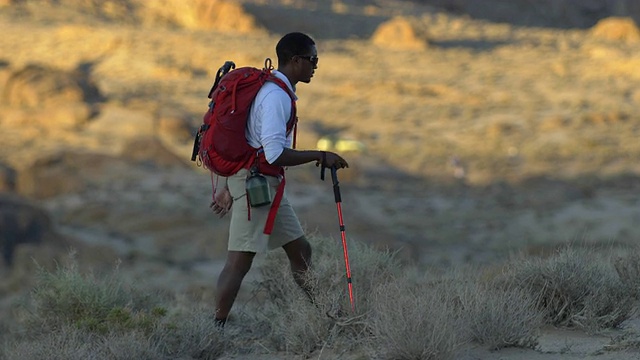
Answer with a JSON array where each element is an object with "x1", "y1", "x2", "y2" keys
[
  {"x1": 266, "y1": 75, "x2": 296, "y2": 100},
  {"x1": 265, "y1": 75, "x2": 297, "y2": 124}
]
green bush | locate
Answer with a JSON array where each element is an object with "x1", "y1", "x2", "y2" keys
[
  {"x1": 3, "y1": 254, "x2": 226, "y2": 360},
  {"x1": 22, "y1": 257, "x2": 164, "y2": 335}
]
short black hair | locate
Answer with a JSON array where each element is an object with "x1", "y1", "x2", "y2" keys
[{"x1": 276, "y1": 32, "x2": 316, "y2": 66}]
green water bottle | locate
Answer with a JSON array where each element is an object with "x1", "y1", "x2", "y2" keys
[{"x1": 246, "y1": 168, "x2": 271, "y2": 207}]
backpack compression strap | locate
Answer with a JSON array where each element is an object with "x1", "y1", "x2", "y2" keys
[{"x1": 263, "y1": 168, "x2": 286, "y2": 235}]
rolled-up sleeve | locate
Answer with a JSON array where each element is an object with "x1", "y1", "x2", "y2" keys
[{"x1": 257, "y1": 89, "x2": 292, "y2": 164}]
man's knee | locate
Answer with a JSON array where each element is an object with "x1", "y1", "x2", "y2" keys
[
  {"x1": 284, "y1": 236, "x2": 312, "y2": 264},
  {"x1": 224, "y1": 251, "x2": 256, "y2": 275},
  {"x1": 298, "y1": 236, "x2": 312, "y2": 260}
]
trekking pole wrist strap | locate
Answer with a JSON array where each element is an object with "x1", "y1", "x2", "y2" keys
[{"x1": 320, "y1": 151, "x2": 327, "y2": 180}]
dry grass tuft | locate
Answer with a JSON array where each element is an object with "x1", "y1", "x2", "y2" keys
[
  {"x1": 614, "y1": 250, "x2": 640, "y2": 298},
  {"x1": 502, "y1": 246, "x2": 635, "y2": 332},
  {"x1": 367, "y1": 279, "x2": 465, "y2": 360},
  {"x1": 248, "y1": 235, "x2": 403, "y2": 355},
  {"x1": 458, "y1": 275, "x2": 544, "y2": 350}
]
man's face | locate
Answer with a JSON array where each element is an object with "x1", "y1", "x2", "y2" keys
[{"x1": 293, "y1": 45, "x2": 318, "y2": 84}]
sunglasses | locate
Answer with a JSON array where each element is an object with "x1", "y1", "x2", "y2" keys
[{"x1": 297, "y1": 55, "x2": 319, "y2": 66}]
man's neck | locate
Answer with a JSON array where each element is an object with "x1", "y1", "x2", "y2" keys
[{"x1": 277, "y1": 68, "x2": 297, "y2": 87}]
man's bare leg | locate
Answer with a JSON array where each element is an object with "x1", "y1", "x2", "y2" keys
[
  {"x1": 214, "y1": 251, "x2": 256, "y2": 326},
  {"x1": 282, "y1": 236, "x2": 313, "y2": 297}
]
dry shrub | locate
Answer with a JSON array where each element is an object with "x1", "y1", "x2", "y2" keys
[
  {"x1": 590, "y1": 17, "x2": 640, "y2": 42},
  {"x1": 371, "y1": 16, "x2": 428, "y2": 51},
  {"x1": 3, "y1": 253, "x2": 227, "y2": 360},
  {"x1": 251, "y1": 294, "x2": 337, "y2": 356},
  {"x1": 503, "y1": 246, "x2": 635, "y2": 332},
  {"x1": 151, "y1": 306, "x2": 226, "y2": 360},
  {"x1": 613, "y1": 250, "x2": 640, "y2": 298},
  {"x1": 5, "y1": 325, "x2": 106, "y2": 360},
  {"x1": 368, "y1": 280, "x2": 465, "y2": 360},
  {"x1": 248, "y1": 234, "x2": 402, "y2": 355},
  {"x1": 458, "y1": 276, "x2": 544, "y2": 350}
]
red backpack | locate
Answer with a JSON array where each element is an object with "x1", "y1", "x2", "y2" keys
[
  {"x1": 191, "y1": 59, "x2": 297, "y2": 235},
  {"x1": 191, "y1": 59, "x2": 297, "y2": 177}
]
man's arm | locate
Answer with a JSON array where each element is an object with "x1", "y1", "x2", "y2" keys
[{"x1": 272, "y1": 148, "x2": 349, "y2": 169}]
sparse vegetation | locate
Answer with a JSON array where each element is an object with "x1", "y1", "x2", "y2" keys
[
  {"x1": 3, "y1": 239, "x2": 639, "y2": 360},
  {"x1": 502, "y1": 246, "x2": 636, "y2": 332},
  {"x1": 367, "y1": 280, "x2": 465, "y2": 360},
  {"x1": 1, "y1": 253, "x2": 226, "y2": 360},
  {"x1": 458, "y1": 276, "x2": 545, "y2": 350}
]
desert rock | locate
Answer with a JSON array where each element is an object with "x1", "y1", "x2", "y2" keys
[
  {"x1": 0, "y1": 193, "x2": 57, "y2": 266},
  {"x1": 371, "y1": 16, "x2": 428, "y2": 50},
  {"x1": 590, "y1": 16, "x2": 640, "y2": 41}
]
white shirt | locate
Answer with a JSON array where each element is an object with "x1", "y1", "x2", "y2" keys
[{"x1": 246, "y1": 70, "x2": 297, "y2": 164}]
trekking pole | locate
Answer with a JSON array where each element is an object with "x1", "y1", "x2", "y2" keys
[{"x1": 322, "y1": 165, "x2": 355, "y2": 313}]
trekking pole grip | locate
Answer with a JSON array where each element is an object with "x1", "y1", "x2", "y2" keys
[
  {"x1": 331, "y1": 166, "x2": 341, "y2": 203},
  {"x1": 319, "y1": 151, "x2": 327, "y2": 181}
]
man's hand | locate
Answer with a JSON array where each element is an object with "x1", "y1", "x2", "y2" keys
[
  {"x1": 316, "y1": 151, "x2": 349, "y2": 169},
  {"x1": 210, "y1": 187, "x2": 233, "y2": 218}
]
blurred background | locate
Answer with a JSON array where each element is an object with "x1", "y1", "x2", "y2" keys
[{"x1": 1, "y1": 0, "x2": 640, "y2": 306}]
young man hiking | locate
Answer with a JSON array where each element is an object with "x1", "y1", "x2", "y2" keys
[{"x1": 210, "y1": 32, "x2": 349, "y2": 327}]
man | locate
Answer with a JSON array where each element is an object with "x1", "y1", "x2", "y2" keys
[{"x1": 210, "y1": 32, "x2": 349, "y2": 327}]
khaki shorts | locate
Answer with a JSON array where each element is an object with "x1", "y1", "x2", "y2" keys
[{"x1": 226, "y1": 169, "x2": 304, "y2": 253}]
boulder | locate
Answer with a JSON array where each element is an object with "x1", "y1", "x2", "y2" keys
[
  {"x1": 17, "y1": 152, "x2": 97, "y2": 199},
  {"x1": 155, "y1": 109, "x2": 196, "y2": 143},
  {"x1": 0, "y1": 163, "x2": 17, "y2": 192},
  {"x1": 371, "y1": 17, "x2": 428, "y2": 51},
  {"x1": 590, "y1": 16, "x2": 640, "y2": 42},
  {"x1": 17, "y1": 145, "x2": 186, "y2": 200},
  {"x1": 2, "y1": 64, "x2": 102, "y2": 108},
  {"x1": 0, "y1": 194, "x2": 119, "y2": 292},
  {"x1": 16, "y1": 151, "x2": 136, "y2": 199},
  {"x1": 86, "y1": 105, "x2": 155, "y2": 139},
  {"x1": 0, "y1": 193, "x2": 57, "y2": 267},
  {"x1": 120, "y1": 136, "x2": 189, "y2": 168},
  {"x1": 1, "y1": 64, "x2": 102, "y2": 130},
  {"x1": 138, "y1": 0, "x2": 263, "y2": 33}
]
